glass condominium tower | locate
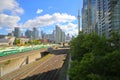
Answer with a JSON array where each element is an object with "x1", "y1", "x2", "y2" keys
[
  {"x1": 97, "y1": 0, "x2": 120, "y2": 38},
  {"x1": 82, "y1": 0, "x2": 97, "y2": 34},
  {"x1": 82, "y1": 0, "x2": 120, "y2": 38}
]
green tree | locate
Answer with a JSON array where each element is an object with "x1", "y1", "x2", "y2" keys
[
  {"x1": 32, "y1": 40, "x2": 40, "y2": 45},
  {"x1": 109, "y1": 31, "x2": 120, "y2": 51},
  {"x1": 69, "y1": 32, "x2": 120, "y2": 80},
  {"x1": 27, "y1": 40, "x2": 32, "y2": 45},
  {"x1": 70, "y1": 32, "x2": 88, "y2": 61},
  {"x1": 14, "y1": 38, "x2": 20, "y2": 45}
]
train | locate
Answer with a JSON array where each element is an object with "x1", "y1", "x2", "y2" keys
[{"x1": 0, "y1": 44, "x2": 53, "y2": 57}]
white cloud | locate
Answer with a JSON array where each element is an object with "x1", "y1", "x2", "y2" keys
[
  {"x1": 60, "y1": 23, "x2": 77, "y2": 31},
  {"x1": 24, "y1": 13, "x2": 76, "y2": 28},
  {"x1": 0, "y1": 0, "x2": 24, "y2": 15},
  {"x1": 36, "y1": 9, "x2": 43, "y2": 14},
  {"x1": 0, "y1": 0, "x2": 23, "y2": 30},
  {"x1": 0, "y1": 14, "x2": 20, "y2": 28},
  {"x1": 6, "y1": 28, "x2": 14, "y2": 33},
  {"x1": 0, "y1": 0, "x2": 77, "y2": 36},
  {"x1": 0, "y1": 12, "x2": 76, "y2": 34},
  {"x1": 58, "y1": 23, "x2": 78, "y2": 36},
  {"x1": 12, "y1": 7, "x2": 24, "y2": 15}
]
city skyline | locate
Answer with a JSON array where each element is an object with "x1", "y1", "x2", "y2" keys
[
  {"x1": 6, "y1": 25, "x2": 70, "y2": 43},
  {"x1": 0, "y1": 0, "x2": 120, "y2": 79},
  {"x1": 0, "y1": 0, "x2": 83, "y2": 36}
]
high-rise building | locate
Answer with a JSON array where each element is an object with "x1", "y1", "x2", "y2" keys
[
  {"x1": 44, "y1": 34, "x2": 53, "y2": 41},
  {"x1": 14, "y1": 27, "x2": 21, "y2": 38},
  {"x1": 54, "y1": 25, "x2": 65, "y2": 43},
  {"x1": 66, "y1": 33, "x2": 71, "y2": 42},
  {"x1": 82, "y1": 0, "x2": 120, "y2": 38},
  {"x1": 61, "y1": 31, "x2": 65, "y2": 42},
  {"x1": 82, "y1": 0, "x2": 97, "y2": 34},
  {"x1": 32, "y1": 27, "x2": 39, "y2": 39},
  {"x1": 97, "y1": 0, "x2": 120, "y2": 38},
  {"x1": 53, "y1": 30, "x2": 56, "y2": 42},
  {"x1": 8, "y1": 32, "x2": 14, "y2": 36},
  {"x1": 41, "y1": 31, "x2": 46, "y2": 39},
  {"x1": 25, "y1": 29, "x2": 32, "y2": 39}
]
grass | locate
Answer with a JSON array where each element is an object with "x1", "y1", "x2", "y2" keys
[
  {"x1": 38, "y1": 54, "x2": 53, "y2": 61},
  {"x1": 0, "y1": 47, "x2": 5, "y2": 50}
]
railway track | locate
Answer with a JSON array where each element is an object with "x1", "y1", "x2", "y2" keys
[
  {"x1": 0, "y1": 54, "x2": 53, "y2": 80},
  {"x1": 22, "y1": 54, "x2": 66, "y2": 80},
  {"x1": 0, "y1": 48, "x2": 68, "y2": 80}
]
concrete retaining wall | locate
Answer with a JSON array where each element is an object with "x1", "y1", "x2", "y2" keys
[
  {"x1": 0, "y1": 57, "x2": 26, "y2": 76},
  {"x1": 0, "y1": 52, "x2": 42, "y2": 77}
]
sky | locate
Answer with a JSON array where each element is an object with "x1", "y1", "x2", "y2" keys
[{"x1": 0, "y1": 0, "x2": 83, "y2": 36}]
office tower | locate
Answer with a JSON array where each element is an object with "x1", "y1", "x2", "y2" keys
[
  {"x1": 97, "y1": 0, "x2": 120, "y2": 38},
  {"x1": 55, "y1": 25, "x2": 65, "y2": 43},
  {"x1": 61, "y1": 31, "x2": 65, "y2": 42},
  {"x1": 53, "y1": 30, "x2": 56, "y2": 42},
  {"x1": 32, "y1": 27, "x2": 39, "y2": 40},
  {"x1": 8, "y1": 32, "x2": 14, "y2": 36},
  {"x1": 66, "y1": 33, "x2": 71, "y2": 42},
  {"x1": 25, "y1": 29, "x2": 32, "y2": 38},
  {"x1": 14, "y1": 27, "x2": 21, "y2": 38},
  {"x1": 44, "y1": 34, "x2": 53, "y2": 41},
  {"x1": 78, "y1": 9, "x2": 80, "y2": 34},
  {"x1": 55, "y1": 25, "x2": 61, "y2": 43},
  {"x1": 82, "y1": 0, "x2": 97, "y2": 34},
  {"x1": 82, "y1": 0, "x2": 88, "y2": 33},
  {"x1": 41, "y1": 31, "x2": 46, "y2": 39}
]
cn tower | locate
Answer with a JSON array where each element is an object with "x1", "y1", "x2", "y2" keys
[{"x1": 78, "y1": 9, "x2": 80, "y2": 34}]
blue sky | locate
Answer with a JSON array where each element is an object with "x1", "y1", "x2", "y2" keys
[{"x1": 0, "y1": 0, "x2": 83, "y2": 36}]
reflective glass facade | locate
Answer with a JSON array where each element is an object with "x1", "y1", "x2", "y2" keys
[
  {"x1": 82, "y1": 0, "x2": 97, "y2": 34},
  {"x1": 97, "y1": 0, "x2": 120, "y2": 38},
  {"x1": 82, "y1": 0, "x2": 88, "y2": 33},
  {"x1": 82, "y1": 0, "x2": 120, "y2": 38}
]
